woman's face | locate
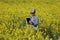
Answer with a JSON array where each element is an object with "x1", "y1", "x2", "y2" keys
[
  {"x1": 30, "y1": 9, "x2": 36, "y2": 16},
  {"x1": 30, "y1": 12, "x2": 35, "y2": 16}
]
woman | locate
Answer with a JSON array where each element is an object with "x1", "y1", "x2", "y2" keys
[{"x1": 27, "y1": 9, "x2": 39, "y2": 30}]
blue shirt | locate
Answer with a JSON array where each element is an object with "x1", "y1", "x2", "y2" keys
[{"x1": 29, "y1": 16, "x2": 38, "y2": 25}]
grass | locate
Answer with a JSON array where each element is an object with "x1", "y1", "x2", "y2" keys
[{"x1": 0, "y1": 0, "x2": 60, "y2": 40}]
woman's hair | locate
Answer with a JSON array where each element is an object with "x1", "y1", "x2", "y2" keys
[{"x1": 30, "y1": 9, "x2": 36, "y2": 14}]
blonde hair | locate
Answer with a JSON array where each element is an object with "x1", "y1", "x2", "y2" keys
[{"x1": 30, "y1": 9, "x2": 36, "y2": 14}]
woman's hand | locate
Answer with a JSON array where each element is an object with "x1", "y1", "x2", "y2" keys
[{"x1": 29, "y1": 21, "x2": 32, "y2": 24}]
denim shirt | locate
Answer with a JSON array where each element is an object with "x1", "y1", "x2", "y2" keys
[{"x1": 29, "y1": 16, "x2": 38, "y2": 25}]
